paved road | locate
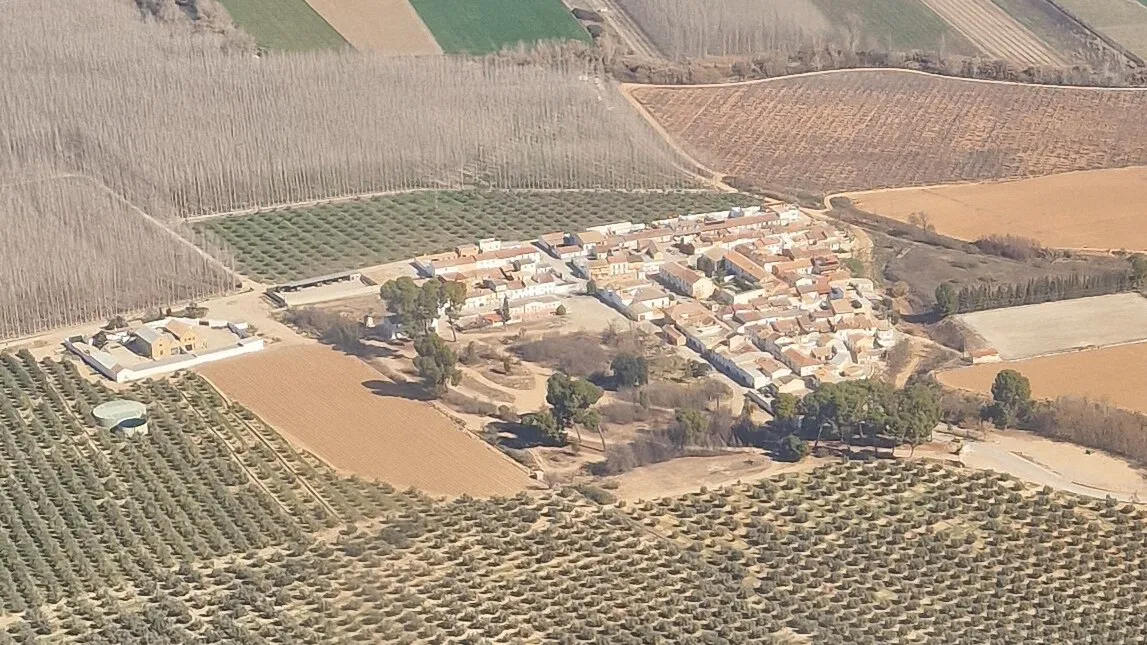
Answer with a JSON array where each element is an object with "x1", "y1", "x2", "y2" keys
[{"x1": 582, "y1": 0, "x2": 660, "y2": 59}]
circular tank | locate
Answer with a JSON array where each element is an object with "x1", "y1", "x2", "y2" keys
[
  {"x1": 92, "y1": 400, "x2": 147, "y2": 431},
  {"x1": 118, "y1": 417, "x2": 150, "y2": 437}
]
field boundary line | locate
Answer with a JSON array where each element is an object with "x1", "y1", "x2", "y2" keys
[{"x1": 621, "y1": 66, "x2": 1147, "y2": 92}]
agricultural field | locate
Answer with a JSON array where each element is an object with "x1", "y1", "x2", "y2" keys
[
  {"x1": 1052, "y1": 0, "x2": 1147, "y2": 60},
  {"x1": 3, "y1": 352, "x2": 1147, "y2": 642},
  {"x1": 918, "y1": 0, "x2": 1064, "y2": 64},
  {"x1": 196, "y1": 190, "x2": 752, "y2": 283},
  {"x1": 939, "y1": 341, "x2": 1147, "y2": 414},
  {"x1": 409, "y1": 0, "x2": 590, "y2": 54},
  {"x1": 199, "y1": 344, "x2": 533, "y2": 497},
  {"x1": 303, "y1": 0, "x2": 441, "y2": 54},
  {"x1": 630, "y1": 70, "x2": 1147, "y2": 197},
  {"x1": 989, "y1": 0, "x2": 1121, "y2": 64},
  {"x1": 216, "y1": 0, "x2": 348, "y2": 51},
  {"x1": 957, "y1": 293, "x2": 1147, "y2": 359},
  {"x1": 0, "y1": 178, "x2": 234, "y2": 341},
  {"x1": 617, "y1": 0, "x2": 979, "y2": 58},
  {"x1": 848, "y1": 166, "x2": 1147, "y2": 252}
]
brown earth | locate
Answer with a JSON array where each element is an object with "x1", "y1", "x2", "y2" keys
[
  {"x1": 848, "y1": 166, "x2": 1147, "y2": 251},
  {"x1": 304, "y1": 0, "x2": 442, "y2": 54},
  {"x1": 199, "y1": 344, "x2": 531, "y2": 497},
  {"x1": 938, "y1": 341, "x2": 1147, "y2": 414},
  {"x1": 630, "y1": 70, "x2": 1147, "y2": 197}
]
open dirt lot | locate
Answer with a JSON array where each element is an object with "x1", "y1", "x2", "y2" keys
[
  {"x1": 961, "y1": 430, "x2": 1147, "y2": 500},
  {"x1": 199, "y1": 344, "x2": 532, "y2": 497},
  {"x1": 938, "y1": 341, "x2": 1147, "y2": 414},
  {"x1": 631, "y1": 70, "x2": 1147, "y2": 197},
  {"x1": 957, "y1": 293, "x2": 1147, "y2": 359},
  {"x1": 304, "y1": 0, "x2": 442, "y2": 54},
  {"x1": 848, "y1": 166, "x2": 1147, "y2": 251},
  {"x1": 919, "y1": 0, "x2": 1064, "y2": 64},
  {"x1": 606, "y1": 453, "x2": 814, "y2": 502}
]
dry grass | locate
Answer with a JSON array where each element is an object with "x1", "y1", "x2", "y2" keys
[
  {"x1": 848, "y1": 166, "x2": 1147, "y2": 251},
  {"x1": 938, "y1": 341, "x2": 1147, "y2": 414},
  {"x1": 304, "y1": 0, "x2": 442, "y2": 54},
  {"x1": 632, "y1": 69, "x2": 1147, "y2": 196},
  {"x1": 199, "y1": 344, "x2": 532, "y2": 497},
  {"x1": 918, "y1": 0, "x2": 1064, "y2": 65}
]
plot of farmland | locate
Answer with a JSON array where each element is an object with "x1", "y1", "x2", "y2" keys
[
  {"x1": 304, "y1": 0, "x2": 441, "y2": 54},
  {"x1": 631, "y1": 70, "x2": 1147, "y2": 196},
  {"x1": 218, "y1": 0, "x2": 348, "y2": 51},
  {"x1": 919, "y1": 0, "x2": 1064, "y2": 64},
  {"x1": 196, "y1": 190, "x2": 751, "y2": 282},
  {"x1": 939, "y1": 341, "x2": 1147, "y2": 414},
  {"x1": 957, "y1": 293, "x2": 1147, "y2": 360},
  {"x1": 848, "y1": 166, "x2": 1147, "y2": 251},
  {"x1": 409, "y1": 0, "x2": 590, "y2": 53},
  {"x1": 1052, "y1": 0, "x2": 1147, "y2": 60},
  {"x1": 199, "y1": 344, "x2": 531, "y2": 497}
]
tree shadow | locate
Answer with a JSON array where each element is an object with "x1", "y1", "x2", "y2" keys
[
  {"x1": 485, "y1": 420, "x2": 555, "y2": 450},
  {"x1": 361, "y1": 379, "x2": 434, "y2": 402}
]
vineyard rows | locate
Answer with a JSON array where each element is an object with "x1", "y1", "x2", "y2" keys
[
  {"x1": 633, "y1": 70, "x2": 1147, "y2": 196},
  {"x1": 2, "y1": 355, "x2": 1145, "y2": 644},
  {"x1": 197, "y1": 190, "x2": 751, "y2": 283}
]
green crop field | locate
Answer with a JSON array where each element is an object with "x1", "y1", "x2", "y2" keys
[
  {"x1": 196, "y1": 190, "x2": 753, "y2": 283},
  {"x1": 1, "y1": 355, "x2": 1143, "y2": 645},
  {"x1": 217, "y1": 0, "x2": 347, "y2": 51},
  {"x1": 410, "y1": 0, "x2": 591, "y2": 54},
  {"x1": 811, "y1": 0, "x2": 979, "y2": 55}
]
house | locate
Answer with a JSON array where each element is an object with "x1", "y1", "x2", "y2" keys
[
  {"x1": 781, "y1": 347, "x2": 822, "y2": 377},
  {"x1": 133, "y1": 326, "x2": 174, "y2": 359},
  {"x1": 165, "y1": 319, "x2": 206, "y2": 353},
  {"x1": 659, "y1": 262, "x2": 716, "y2": 300},
  {"x1": 723, "y1": 250, "x2": 770, "y2": 284},
  {"x1": 969, "y1": 348, "x2": 1002, "y2": 364},
  {"x1": 769, "y1": 374, "x2": 810, "y2": 396}
]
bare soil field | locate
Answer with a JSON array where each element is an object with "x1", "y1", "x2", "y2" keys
[
  {"x1": 199, "y1": 344, "x2": 532, "y2": 497},
  {"x1": 606, "y1": 453, "x2": 809, "y2": 501},
  {"x1": 957, "y1": 293, "x2": 1147, "y2": 359},
  {"x1": 848, "y1": 166, "x2": 1147, "y2": 251},
  {"x1": 920, "y1": 0, "x2": 1064, "y2": 64},
  {"x1": 304, "y1": 0, "x2": 442, "y2": 54},
  {"x1": 630, "y1": 70, "x2": 1147, "y2": 196},
  {"x1": 938, "y1": 341, "x2": 1147, "y2": 414}
]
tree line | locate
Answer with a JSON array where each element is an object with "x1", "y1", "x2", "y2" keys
[{"x1": 935, "y1": 268, "x2": 1139, "y2": 317}]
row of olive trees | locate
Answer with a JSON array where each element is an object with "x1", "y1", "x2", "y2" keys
[
  {"x1": 0, "y1": 179, "x2": 234, "y2": 339},
  {"x1": 1, "y1": 0, "x2": 694, "y2": 220}
]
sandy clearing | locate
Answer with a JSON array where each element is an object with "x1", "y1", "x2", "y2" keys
[
  {"x1": 607, "y1": 453, "x2": 821, "y2": 502},
  {"x1": 938, "y1": 341, "x2": 1147, "y2": 414},
  {"x1": 199, "y1": 344, "x2": 531, "y2": 497},
  {"x1": 304, "y1": 0, "x2": 442, "y2": 54},
  {"x1": 846, "y1": 166, "x2": 1147, "y2": 251},
  {"x1": 956, "y1": 293, "x2": 1147, "y2": 359}
]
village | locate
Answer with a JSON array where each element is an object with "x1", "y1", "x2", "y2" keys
[{"x1": 410, "y1": 201, "x2": 899, "y2": 409}]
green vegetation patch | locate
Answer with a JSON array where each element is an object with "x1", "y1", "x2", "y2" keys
[
  {"x1": 409, "y1": 0, "x2": 590, "y2": 54},
  {"x1": 217, "y1": 0, "x2": 347, "y2": 51},
  {"x1": 196, "y1": 190, "x2": 752, "y2": 283},
  {"x1": 810, "y1": 0, "x2": 979, "y2": 55}
]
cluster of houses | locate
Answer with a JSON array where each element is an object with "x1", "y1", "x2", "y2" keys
[
  {"x1": 414, "y1": 237, "x2": 578, "y2": 330},
  {"x1": 410, "y1": 202, "x2": 898, "y2": 402}
]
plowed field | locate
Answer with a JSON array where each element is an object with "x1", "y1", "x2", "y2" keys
[
  {"x1": 919, "y1": 0, "x2": 1063, "y2": 64},
  {"x1": 938, "y1": 342, "x2": 1147, "y2": 414},
  {"x1": 630, "y1": 70, "x2": 1147, "y2": 196},
  {"x1": 304, "y1": 0, "x2": 441, "y2": 54},
  {"x1": 847, "y1": 166, "x2": 1147, "y2": 251},
  {"x1": 199, "y1": 344, "x2": 531, "y2": 497}
]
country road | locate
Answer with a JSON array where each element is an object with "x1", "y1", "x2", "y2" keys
[{"x1": 581, "y1": 0, "x2": 660, "y2": 59}]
